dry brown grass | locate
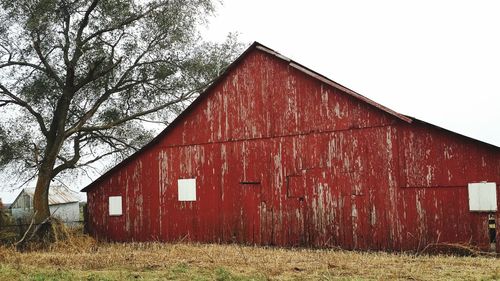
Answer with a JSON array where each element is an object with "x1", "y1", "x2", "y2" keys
[{"x1": 0, "y1": 234, "x2": 499, "y2": 280}]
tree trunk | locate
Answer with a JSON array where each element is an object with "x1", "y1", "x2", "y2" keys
[
  {"x1": 33, "y1": 144, "x2": 61, "y2": 222},
  {"x1": 32, "y1": 90, "x2": 73, "y2": 227},
  {"x1": 22, "y1": 154, "x2": 60, "y2": 244},
  {"x1": 33, "y1": 170, "x2": 52, "y2": 225}
]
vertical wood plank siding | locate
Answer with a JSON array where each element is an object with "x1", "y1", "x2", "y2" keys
[{"x1": 86, "y1": 47, "x2": 500, "y2": 252}]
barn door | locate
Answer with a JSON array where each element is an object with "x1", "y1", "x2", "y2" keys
[
  {"x1": 285, "y1": 172, "x2": 306, "y2": 246},
  {"x1": 237, "y1": 180, "x2": 262, "y2": 244},
  {"x1": 221, "y1": 141, "x2": 266, "y2": 245},
  {"x1": 238, "y1": 141, "x2": 267, "y2": 245}
]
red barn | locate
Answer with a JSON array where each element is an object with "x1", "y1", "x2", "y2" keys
[{"x1": 82, "y1": 42, "x2": 500, "y2": 252}]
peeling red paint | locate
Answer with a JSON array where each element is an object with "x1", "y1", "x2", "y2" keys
[{"x1": 84, "y1": 43, "x2": 500, "y2": 252}]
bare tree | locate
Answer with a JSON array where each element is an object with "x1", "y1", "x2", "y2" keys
[{"x1": 0, "y1": 0, "x2": 241, "y2": 234}]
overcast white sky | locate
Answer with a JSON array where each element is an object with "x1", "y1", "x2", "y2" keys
[{"x1": 1, "y1": 1, "x2": 499, "y2": 203}]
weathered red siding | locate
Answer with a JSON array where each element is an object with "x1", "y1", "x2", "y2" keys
[{"x1": 85, "y1": 44, "x2": 500, "y2": 252}]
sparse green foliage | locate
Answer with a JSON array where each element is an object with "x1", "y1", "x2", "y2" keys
[{"x1": 0, "y1": 0, "x2": 242, "y2": 225}]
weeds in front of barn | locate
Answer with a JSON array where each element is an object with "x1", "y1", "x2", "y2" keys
[{"x1": 0, "y1": 232, "x2": 499, "y2": 280}]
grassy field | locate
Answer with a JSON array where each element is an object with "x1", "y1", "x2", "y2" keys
[{"x1": 0, "y1": 235, "x2": 499, "y2": 280}]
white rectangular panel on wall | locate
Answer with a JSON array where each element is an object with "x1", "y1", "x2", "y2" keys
[
  {"x1": 178, "y1": 178, "x2": 196, "y2": 201},
  {"x1": 468, "y1": 182, "x2": 497, "y2": 212},
  {"x1": 109, "y1": 196, "x2": 123, "y2": 216}
]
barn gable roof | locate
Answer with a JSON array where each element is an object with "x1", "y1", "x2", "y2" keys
[
  {"x1": 81, "y1": 42, "x2": 498, "y2": 192},
  {"x1": 10, "y1": 186, "x2": 80, "y2": 209}
]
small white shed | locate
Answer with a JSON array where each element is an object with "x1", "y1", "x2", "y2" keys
[{"x1": 9, "y1": 186, "x2": 80, "y2": 224}]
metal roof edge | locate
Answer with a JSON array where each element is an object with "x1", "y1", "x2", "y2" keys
[
  {"x1": 253, "y1": 44, "x2": 412, "y2": 123},
  {"x1": 9, "y1": 186, "x2": 80, "y2": 208},
  {"x1": 405, "y1": 115, "x2": 500, "y2": 150},
  {"x1": 288, "y1": 62, "x2": 413, "y2": 124},
  {"x1": 255, "y1": 45, "x2": 291, "y2": 62}
]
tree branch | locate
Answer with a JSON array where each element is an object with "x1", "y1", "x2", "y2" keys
[
  {"x1": 62, "y1": 3, "x2": 169, "y2": 137},
  {"x1": 75, "y1": 0, "x2": 100, "y2": 48},
  {"x1": 80, "y1": 2, "x2": 165, "y2": 46},
  {"x1": 0, "y1": 60, "x2": 47, "y2": 73},
  {"x1": 0, "y1": 84, "x2": 49, "y2": 136},
  {"x1": 74, "y1": 57, "x2": 122, "y2": 91},
  {"x1": 51, "y1": 133, "x2": 81, "y2": 177},
  {"x1": 93, "y1": 131, "x2": 139, "y2": 151},
  {"x1": 66, "y1": 24, "x2": 181, "y2": 136},
  {"x1": 65, "y1": 63, "x2": 158, "y2": 137},
  {"x1": 70, "y1": 131, "x2": 138, "y2": 169},
  {"x1": 76, "y1": 149, "x2": 122, "y2": 168},
  {"x1": 32, "y1": 34, "x2": 65, "y2": 88},
  {"x1": 72, "y1": 71, "x2": 212, "y2": 135},
  {"x1": 61, "y1": 2, "x2": 72, "y2": 67},
  {"x1": 78, "y1": 95, "x2": 188, "y2": 133}
]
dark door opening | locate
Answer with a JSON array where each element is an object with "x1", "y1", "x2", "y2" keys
[{"x1": 489, "y1": 214, "x2": 496, "y2": 244}]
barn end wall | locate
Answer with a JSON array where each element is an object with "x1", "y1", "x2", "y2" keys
[
  {"x1": 86, "y1": 48, "x2": 500, "y2": 252},
  {"x1": 396, "y1": 121, "x2": 500, "y2": 252}
]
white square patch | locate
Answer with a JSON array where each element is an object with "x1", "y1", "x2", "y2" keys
[
  {"x1": 468, "y1": 182, "x2": 497, "y2": 212},
  {"x1": 178, "y1": 178, "x2": 196, "y2": 201},
  {"x1": 109, "y1": 196, "x2": 123, "y2": 216}
]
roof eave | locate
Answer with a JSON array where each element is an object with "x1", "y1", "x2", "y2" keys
[
  {"x1": 405, "y1": 115, "x2": 500, "y2": 150},
  {"x1": 81, "y1": 42, "x2": 263, "y2": 192}
]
